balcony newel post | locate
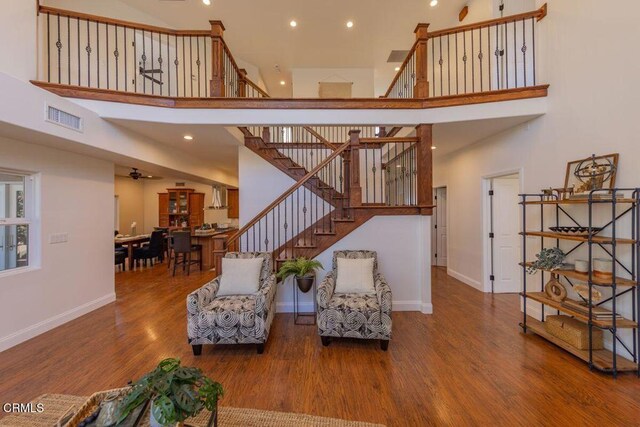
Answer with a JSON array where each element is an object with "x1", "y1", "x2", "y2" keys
[
  {"x1": 238, "y1": 68, "x2": 248, "y2": 98},
  {"x1": 416, "y1": 124, "x2": 433, "y2": 214},
  {"x1": 348, "y1": 130, "x2": 362, "y2": 208},
  {"x1": 414, "y1": 23, "x2": 430, "y2": 98},
  {"x1": 209, "y1": 20, "x2": 225, "y2": 97}
]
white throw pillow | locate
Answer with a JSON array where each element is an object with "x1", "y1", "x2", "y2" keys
[
  {"x1": 335, "y1": 257, "x2": 376, "y2": 294},
  {"x1": 217, "y1": 258, "x2": 264, "y2": 296}
]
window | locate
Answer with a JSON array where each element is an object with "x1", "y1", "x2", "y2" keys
[{"x1": 0, "y1": 171, "x2": 36, "y2": 273}]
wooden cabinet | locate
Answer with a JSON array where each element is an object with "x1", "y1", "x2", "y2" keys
[
  {"x1": 227, "y1": 188, "x2": 239, "y2": 219},
  {"x1": 158, "y1": 188, "x2": 205, "y2": 229}
]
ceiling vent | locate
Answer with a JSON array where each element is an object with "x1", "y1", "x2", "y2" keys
[
  {"x1": 45, "y1": 105, "x2": 83, "y2": 132},
  {"x1": 387, "y1": 50, "x2": 410, "y2": 63}
]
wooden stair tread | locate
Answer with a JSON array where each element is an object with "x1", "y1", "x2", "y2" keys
[
  {"x1": 523, "y1": 316, "x2": 638, "y2": 372},
  {"x1": 332, "y1": 217, "x2": 355, "y2": 222}
]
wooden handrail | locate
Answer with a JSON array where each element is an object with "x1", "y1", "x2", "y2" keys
[
  {"x1": 360, "y1": 137, "x2": 418, "y2": 144},
  {"x1": 38, "y1": 6, "x2": 210, "y2": 36},
  {"x1": 383, "y1": 39, "x2": 419, "y2": 98},
  {"x1": 227, "y1": 141, "x2": 351, "y2": 248},
  {"x1": 428, "y1": 3, "x2": 547, "y2": 38},
  {"x1": 245, "y1": 78, "x2": 270, "y2": 98},
  {"x1": 302, "y1": 126, "x2": 339, "y2": 151}
]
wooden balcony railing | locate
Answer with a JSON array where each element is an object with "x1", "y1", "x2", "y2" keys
[
  {"x1": 384, "y1": 4, "x2": 547, "y2": 99},
  {"x1": 37, "y1": 5, "x2": 267, "y2": 98}
]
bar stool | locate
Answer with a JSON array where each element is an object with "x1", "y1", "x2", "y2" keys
[{"x1": 171, "y1": 231, "x2": 202, "y2": 276}]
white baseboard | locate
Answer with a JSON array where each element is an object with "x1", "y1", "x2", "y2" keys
[
  {"x1": 276, "y1": 300, "x2": 424, "y2": 313},
  {"x1": 421, "y1": 303, "x2": 433, "y2": 314},
  {"x1": 0, "y1": 293, "x2": 116, "y2": 353},
  {"x1": 447, "y1": 268, "x2": 483, "y2": 291}
]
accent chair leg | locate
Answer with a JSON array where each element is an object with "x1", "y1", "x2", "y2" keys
[
  {"x1": 321, "y1": 336, "x2": 331, "y2": 347},
  {"x1": 380, "y1": 340, "x2": 389, "y2": 351},
  {"x1": 192, "y1": 345, "x2": 203, "y2": 356},
  {"x1": 256, "y1": 343, "x2": 265, "y2": 354}
]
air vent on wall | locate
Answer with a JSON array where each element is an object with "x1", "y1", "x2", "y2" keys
[
  {"x1": 175, "y1": 182, "x2": 186, "y2": 187},
  {"x1": 45, "y1": 105, "x2": 83, "y2": 132}
]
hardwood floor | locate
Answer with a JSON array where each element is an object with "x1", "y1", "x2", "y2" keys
[{"x1": 1, "y1": 266, "x2": 639, "y2": 426}]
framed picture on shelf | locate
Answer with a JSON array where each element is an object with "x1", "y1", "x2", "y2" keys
[{"x1": 564, "y1": 153, "x2": 618, "y2": 198}]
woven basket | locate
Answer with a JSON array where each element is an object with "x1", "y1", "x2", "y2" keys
[
  {"x1": 66, "y1": 387, "x2": 131, "y2": 427},
  {"x1": 544, "y1": 315, "x2": 603, "y2": 350}
]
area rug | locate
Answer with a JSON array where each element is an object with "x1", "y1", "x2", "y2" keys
[{"x1": 0, "y1": 394, "x2": 385, "y2": 427}]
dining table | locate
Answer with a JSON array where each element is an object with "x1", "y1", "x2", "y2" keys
[{"x1": 115, "y1": 234, "x2": 150, "y2": 270}]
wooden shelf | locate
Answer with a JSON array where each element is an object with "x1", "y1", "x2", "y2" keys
[
  {"x1": 523, "y1": 292, "x2": 637, "y2": 329},
  {"x1": 520, "y1": 262, "x2": 637, "y2": 287},
  {"x1": 521, "y1": 231, "x2": 636, "y2": 244},
  {"x1": 522, "y1": 198, "x2": 636, "y2": 205},
  {"x1": 522, "y1": 316, "x2": 638, "y2": 373}
]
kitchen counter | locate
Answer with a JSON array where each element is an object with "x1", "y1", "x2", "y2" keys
[{"x1": 192, "y1": 228, "x2": 237, "y2": 271}]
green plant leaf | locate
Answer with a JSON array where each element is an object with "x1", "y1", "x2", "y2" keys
[
  {"x1": 172, "y1": 382, "x2": 199, "y2": 413},
  {"x1": 277, "y1": 257, "x2": 323, "y2": 280},
  {"x1": 158, "y1": 358, "x2": 180, "y2": 372},
  {"x1": 152, "y1": 395, "x2": 176, "y2": 425}
]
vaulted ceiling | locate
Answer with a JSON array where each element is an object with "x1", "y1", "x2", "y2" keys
[{"x1": 118, "y1": 0, "x2": 471, "y2": 96}]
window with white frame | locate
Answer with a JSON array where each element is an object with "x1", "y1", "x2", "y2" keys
[{"x1": 0, "y1": 170, "x2": 35, "y2": 272}]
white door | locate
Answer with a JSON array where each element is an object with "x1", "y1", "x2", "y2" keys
[
  {"x1": 492, "y1": 176, "x2": 521, "y2": 293},
  {"x1": 431, "y1": 187, "x2": 448, "y2": 267}
]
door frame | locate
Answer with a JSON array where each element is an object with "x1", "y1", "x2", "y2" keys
[
  {"x1": 431, "y1": 186, "x2": 448, "y2": 267},
  {"x1": 482, "y1": 168, "x2": 523, "y2": 293}
]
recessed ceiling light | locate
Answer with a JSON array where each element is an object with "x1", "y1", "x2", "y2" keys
[
  {"x1": 147, "y1": 175, "x2": 153, "y2": 178},
  {"x1": 395, "y1": 66, "x2": 401, "y2": 71},
  {"x1": 280, "y1": 80, "x2": 286, "y2": 86},
  {"x1": 289, "y1": 20, "x2": 297, "y2": 28},
  {"x1": 346, "y1": 21, "x2": 354, "y2": 28},
  {"x1": 202, "y1": 0, "x2": 211, "y2": 5},
  {"x1": 430, "y1": 0, "x2": 438, "y2": 6},
  {"x1": 183, "y1": 135, "x2": 194, "y2": 141},
  {"x1": 431, "y1": 145, "x2": 437, "y2": 150}
]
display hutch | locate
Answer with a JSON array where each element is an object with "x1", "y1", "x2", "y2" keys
[
  {"x1": 158, "y1": 188, "x2": 205, "y2": 229},
  {"x1": 519, "y1": 188, "x2": 640, "y2": 377}
]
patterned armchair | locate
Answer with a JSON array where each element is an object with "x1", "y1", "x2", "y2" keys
[
  {"x1": 187, "y1": 252, "x2": 277, "y2": 355},
  {"x1": 317, "y1": 250, "x2": 392, "y2": 350}
]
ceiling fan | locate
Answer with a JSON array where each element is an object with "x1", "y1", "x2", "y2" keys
[{"x1": 127, "y1": 168, "x2": 161, "y2": 180}]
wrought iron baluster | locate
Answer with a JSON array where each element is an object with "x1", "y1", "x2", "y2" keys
[
  {"x1": 439, "y1": 36, "x2": 443, "y2": 96},
  {"x1": 106, "y1": 23, "x2": 110, "y2": 89},
  {"x1": 182, "y1": 36, "x2": 186, "y2": 96},
  {"x1": 46, "y1": 12, "x2": 50, "y2": 82},
  {"x1": 86, "y1": 19, "x2": 91, "y2": 87},
  {"x1": 479, "y1": 26, "x2": 483, "y2": 92},
  {"x1": 447, "y1": 34, "x2": 451, "y2": 95},
  {"x1": 56, "y1": 13, "x2": 61, "y2": 84},
  {"x1": 495, "y1": 23, "x2": 500, "y2": 90},
  {"x1": 67, "y1": 16, "x2": 71, "y2": 85},
  {"x1": 471, "y1": 28, "x2": 475, "y2": 92},
  {"x1": 96, "y1": 19, "x2": 99, "y2": 88},
  {"x1": 463, "y1": 30, "x2": 467, "y2": 93},
  {"x1": 150, "y1": 31, "x2": 155, "y2": 95},
  {"x1": 190, "y1": 36, "x2": 194, "y2": 97},
  {"x1": 522, "y1": 18, "x2": 527, "y2": 86},
  {"x1": 114, "y1": 24, "x2": 119, "y2": 90},
  {"x1": 513, "y1": 20, "x2": 517, "y2": 88},
  {"x1": 141, "y1": 29, "x2": 146, "y2": 93},
  {"x1": 77, "y1": 18, "x2": 80, "y2": 86},
  {"x1": 196, "y1": 36, "x2": 201, "y2": 97}
]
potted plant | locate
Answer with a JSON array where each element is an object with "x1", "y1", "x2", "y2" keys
[
  {"x1": 116, "y1": 358, "x2": 223, "y2": 427},
  {"x1": 277, "y1": 257, "x2": 323, "y2": 293},
  {"x1": 526, "y1": 247, "x2": 567, "y2": 274}
]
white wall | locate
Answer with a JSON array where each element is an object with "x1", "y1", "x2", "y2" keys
[
  {"x1": 0, "y1": 135, "x2": 115, "y2": 352},
  {"x1": 433, "y1": 0, "x2": 640, "y2": 358},
  {"x1": 292, "y1": 68, "x2": 375, "y2": 98},
  {"x1": 0, "y1": 0, "x2": 37, "y2": 81},
  {"x1": 239, "y1": 145, "x2": 432, "y2": 313}
]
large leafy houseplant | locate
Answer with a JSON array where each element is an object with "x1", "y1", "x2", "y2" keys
[
  {"x1": 277, "y1": 258, "x2": 323, "y2": 293},
  {"x1": 116, "y1": 358, "x2": 223, "y2": 426}
]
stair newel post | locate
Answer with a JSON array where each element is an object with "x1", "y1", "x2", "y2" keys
[
  {"x1": 416, "y1": 124, "x2": 433, "y2": 214},
  {"x1": 414, "y1": 23, "x2": 430, "y2": 98},
  {"x1": 212, "y1": 234, "x2": 228, "y2": 278},
  {"x1": 209, "y1": 20, "x2": 226, "y2": 97},
  {"x1": 348, "y1": 130, "x2": 362, "y2": 210},
  {"x1": 262, "y1": 127, "x2": 270, "y2": 143},
  {"x1": 238, "y1": 68, "x2": 248, "y2": 98}
]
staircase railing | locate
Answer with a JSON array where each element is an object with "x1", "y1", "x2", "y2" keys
[
  {"x1": 37, "y1": 5, "x2": 268, "y2": 98},
  {"x1": 383, "y1": 4, "x2": 547, "y2": 98},
  {"x1": 226, "y1": 140, "x2": 352, "y2": 263}
]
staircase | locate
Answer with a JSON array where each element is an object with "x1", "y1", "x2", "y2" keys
[{"x1": 216, "y1": 125, "x2": 433, "y2": 273}]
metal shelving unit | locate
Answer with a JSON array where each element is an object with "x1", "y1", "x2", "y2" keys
[{"x1": 519, "y1": 188, "x2": 640, "y2": 377}]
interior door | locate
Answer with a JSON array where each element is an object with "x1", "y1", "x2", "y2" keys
[{"x1": 492, "y1": 176, "x2": 521, "y2": 293}]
